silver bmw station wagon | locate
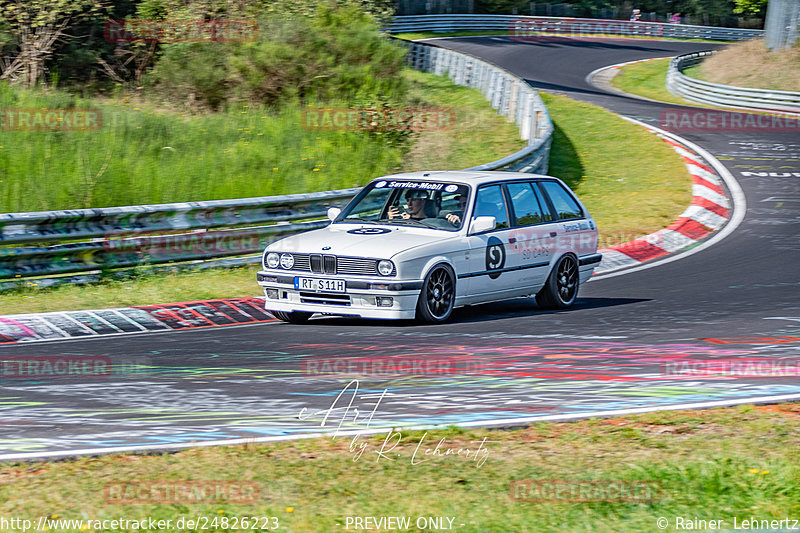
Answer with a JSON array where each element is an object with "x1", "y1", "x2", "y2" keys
[{"x1": 257, "y1": 171, "x2": 601, "y2": 323}]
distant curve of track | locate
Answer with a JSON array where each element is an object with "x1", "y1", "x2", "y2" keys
[{"x1": 2, "y1": 37, "x2": 799, "y2": 460}]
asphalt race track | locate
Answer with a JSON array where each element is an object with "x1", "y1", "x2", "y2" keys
[{"x1": 1, "y1": 37, "x2": 799, "y2": 460}]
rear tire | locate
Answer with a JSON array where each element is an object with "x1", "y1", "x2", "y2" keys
[
  {"x1": 270, "y1": 310, "x2": 313, "y2": 324},
  {"x1": 535, "y1": 254, "x2": 579, "y2": 310},
  {"x1": 416, "y1": 264, "x2": 456, "y2": 324}
]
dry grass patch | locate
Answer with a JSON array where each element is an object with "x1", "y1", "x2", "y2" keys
[{"x1": 695, "y1": 39, "x2": 800, "y2": 92}]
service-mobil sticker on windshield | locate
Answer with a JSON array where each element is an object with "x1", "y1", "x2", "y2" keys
[{"x1": 375, "y1": 180, "x2": 450, "y2": 191}]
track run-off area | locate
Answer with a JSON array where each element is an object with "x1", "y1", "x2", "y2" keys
[{"x1": 1, "y1": 37, "x2": 799, "y2": 461}]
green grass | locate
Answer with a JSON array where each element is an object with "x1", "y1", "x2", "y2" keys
[
  {"x1": 0, "y1": 266, "x2": 261, "y2": 315},
  {"x1": 1, "y1": 403, "x2": 798, "y2": 532},
  {"x1": 0, "y1": 69, "x2": 523, "y2": 214},
  {"x1": 542, "y1": 92, "x2": 691, "y2": 240},
  {"x1": 402, "y1": 69, "x2": 525, "y2": 170},
  {"x1": 0, "y1": 91, "x2": 692, "y2": 314},
  {"x1": 608, "y1": 58, "x2": 700, "y2": 106},
  {"x1": 0, "y1": 89, "x2": 408, "y2": 213}
]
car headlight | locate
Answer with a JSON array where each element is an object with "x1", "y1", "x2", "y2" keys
[
  {"x1": 265, "y1": 252, "x2": 280, "y2": 269},
  {"x1": 280, "y1": 253, "x2": 295, "y2": 270},
  {"x1": 377, "y1": 260, "x2": 394, "y2": 276}
]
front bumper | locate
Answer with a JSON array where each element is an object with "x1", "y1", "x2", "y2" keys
[{"x1": 256, "y1": 271, "x2": 423, "y2": 320}]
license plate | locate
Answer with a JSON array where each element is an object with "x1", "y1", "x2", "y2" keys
[{"x1": 295, "y1": 277, "x2": 346, "y2": 293}]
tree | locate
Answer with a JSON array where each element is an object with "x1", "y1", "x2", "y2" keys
[
  {"x1": 0, "y1": 0, "x2": 106, "y2": 87},
  {"x1": 733, "y1": 0, "x2": 767, "y2": 15}
]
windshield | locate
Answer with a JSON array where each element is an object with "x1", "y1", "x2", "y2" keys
[{"x1": 337, "y1": 180, "x2": 471, "y2": 231}]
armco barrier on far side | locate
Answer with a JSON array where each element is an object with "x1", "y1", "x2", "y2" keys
[{"x1": 667, "y1": 51, "x2": 800, "y2": 115}]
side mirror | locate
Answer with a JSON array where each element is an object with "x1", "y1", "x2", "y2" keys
[
  {"x1": 470, "y1": 216, "x2": 496, "y2": 234},
  {"x1": 327, "y1": 207, "x2": 341, "y2": 222}
]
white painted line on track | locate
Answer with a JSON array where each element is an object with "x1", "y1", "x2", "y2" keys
[{"x1": 3, "y1": 392, "x2": 799, "y2": 462}]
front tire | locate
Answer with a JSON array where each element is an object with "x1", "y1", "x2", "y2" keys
[
  {"x1": 270, "y1": 310, "x2": 313, "y2": 324},
  {"x1": 416, "y1": 264, "x2": 456, "y2": 324},
  {"x1": 535, "y1": 254, "x2": 579, "y2": 309}
]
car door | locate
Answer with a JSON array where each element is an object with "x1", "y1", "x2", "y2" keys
[
  {"x1": 505, "y1": 181, "x2": 559, "y2": 290},
  {"x1": 463, "y1": 184, "x2": 520, "y2": 300},
  {"x1": 537, "y1": 180, "x2": 595, "y2": 264}
]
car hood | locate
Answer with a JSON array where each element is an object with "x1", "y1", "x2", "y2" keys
[{"x1": 267, "y1": 223, "x2": 453, "y2": 258}]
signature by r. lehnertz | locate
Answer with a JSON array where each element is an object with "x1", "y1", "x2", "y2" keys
[{"x1": 297, "y1": 380, "x2": 490, "y2": 467}]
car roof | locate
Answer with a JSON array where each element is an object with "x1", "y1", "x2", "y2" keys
[{"x1": 373, "y1": 170, "x2": 561, "y2": 188}]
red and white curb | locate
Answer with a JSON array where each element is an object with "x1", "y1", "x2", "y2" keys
[
  {"x1": 594, "y1": 130, "x2": 732, "y2": 274},
  {"x1": 0, "y1": 297, "x2": 274, "y2": 344}
]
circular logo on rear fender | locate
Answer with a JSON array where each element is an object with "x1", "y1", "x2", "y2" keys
[
  {"x1": 485, "y1": 236, "x2": 506, "y2": 279},
  {"x1": 347, "y1": 227, "x2": 391, "y2": 235}
]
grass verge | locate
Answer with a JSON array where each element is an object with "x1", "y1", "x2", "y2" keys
[
  {"x1": 402, "y1": 69, "x2": 525, "y2": 170},
  {"x1": 542, "y1": 92, "x2": 691, "y2": 239},
  {"x1": 0, "y1": 68, "x2": 521, "y2": 214},
  {"x1": 2, "y1": 403, "x2": 798, "y2": 532},
  {"x1": 608, "y1": 58, "x2": 695, "y2": 106},
  {"x1": 0, "y1": 88, "x2": 402, "y2": 213},
  {"x1": 0, "y1": 93, "x2": 692, "y2": 315}
]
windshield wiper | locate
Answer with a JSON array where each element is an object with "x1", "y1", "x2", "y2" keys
[{"x1": 339, "y1": 217, "x2": 378, "y2": 224}]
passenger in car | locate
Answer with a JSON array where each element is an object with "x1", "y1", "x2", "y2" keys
[{"x1": 444, "y1": 194, "x2": 468, "y2": 226}]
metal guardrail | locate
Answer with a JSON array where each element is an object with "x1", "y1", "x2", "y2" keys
[
  {"x1": 666, "y1": 51, "x2": 800, "y2": 114},
  {"x1": 0, "y1": 38, "x2": 553, "y2": 290},
  {"x1": 387, "y1": 14, "x2": 764, "y2": 41},
  {"x1": 0, "y1": 189, "x2": 360, "y2": 245},
  {"x1": 403, "y1": 40, "x2": 553, "y2": 173},
  {"x1": 0, "y1": 190, "x2": 362, "y2": 289}
]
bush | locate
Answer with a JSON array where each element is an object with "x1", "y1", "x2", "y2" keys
[{"x1": 146, "y1": 3, "x2": 408, "y2": 111}]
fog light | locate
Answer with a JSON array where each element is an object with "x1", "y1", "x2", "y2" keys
[
  {"x1": 376, "y1": 296, "x2": 393, "y2": 307},
  {"x1": 266, "y1": 289, "x2": 279, "y2": 299}
]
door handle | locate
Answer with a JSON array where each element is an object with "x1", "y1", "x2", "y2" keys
[{"x1": 550, "y1": 232, "x2": 557, "y2": 238}]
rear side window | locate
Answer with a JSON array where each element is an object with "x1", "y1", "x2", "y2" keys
[
  {"x1": 473, "y1": 185, "x2": 509, "y2": 229},
  {"x1": 506, "y1": 182, "x2": 546, "y2": 226},
  {"x1": 539, "y1": 181, "x2": 583, "y2": 220}
]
